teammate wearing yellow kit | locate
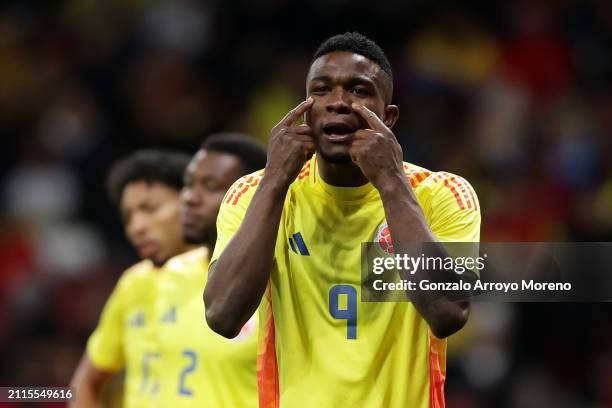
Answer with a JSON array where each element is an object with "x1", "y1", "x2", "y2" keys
[
  {"x1": 205, "y1": 32, "x2": 480, "y2": 408},
  {"x1": 70, "y1": 150, "x2": 193, "y2": 408},
  {"x1": 154, "y1": 134, "x2": 267, "y2": 407},
  {"x1": 72, "y1": 136, "x2": 267, "y2": 407}
]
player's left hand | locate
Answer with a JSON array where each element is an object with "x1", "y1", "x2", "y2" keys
[{"x1": 350, "y1": 103, "x2": 404, "y2": 190}]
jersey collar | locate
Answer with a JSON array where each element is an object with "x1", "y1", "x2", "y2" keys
[{"x1": 312, "y1": 156, "x2": 377, "y2": 202}]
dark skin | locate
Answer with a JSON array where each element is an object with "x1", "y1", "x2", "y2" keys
[
  {"x1": 181, "y1": 149, "x2": 246, "y2": 247},
  {"x1": 204, "y1": 51, "x2": 469, "y2": 339}
]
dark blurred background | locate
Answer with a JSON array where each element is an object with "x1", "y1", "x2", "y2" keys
[{"x1": 0, "y1": 0, "x2": 611, "y2": 407}]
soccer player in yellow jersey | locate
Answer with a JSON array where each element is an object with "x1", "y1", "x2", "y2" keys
[
  {"x1": 154, "y1": 133, "x2": 267, "y2": 407},
  {"x1": 72, "y1": 137, "x2": 267, "y2": 408},
  {"x1": 70, "y1": 150, "x2": 194, "y2": 408},
  {"x1": 205, "y1": 32, "x2": 481, "y2": 408}
]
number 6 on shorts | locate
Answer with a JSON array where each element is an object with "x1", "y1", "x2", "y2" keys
[{"x1": 329, "y1": 284, "x2": 357, "y2": 339}]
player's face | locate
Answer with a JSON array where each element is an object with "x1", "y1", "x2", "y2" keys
[
  {"x1": 306, "y1": 51, "x2": 391, "y2": 163},
  {"x1": 121, "y1": 181, "x2": 185, "y2": 265},
  {"x1": 180, "y1": 149, "x2": 245, "y2": 245}
]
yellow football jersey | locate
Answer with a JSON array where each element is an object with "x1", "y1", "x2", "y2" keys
[
  {"x1": 212, "y1": 156, "x2": 481, "y2": 408},
  {"x1": 156, "y1": 247, "x2": 259, "y2": 407},
  {"x1": 87, "y1": 260, "x2": 161, "y2": 408}
]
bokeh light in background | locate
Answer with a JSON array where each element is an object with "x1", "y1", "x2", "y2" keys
[{"x1": 0, "y1": 1, "x2": 611, "y2": 407}]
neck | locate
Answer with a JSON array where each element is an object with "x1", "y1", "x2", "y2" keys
[
  {"x1": 318, "y1": 157, "x2": 369, "y2": 187},
  {"x1": 203, "y1": 231, "x2": 216, "y2": 252}
]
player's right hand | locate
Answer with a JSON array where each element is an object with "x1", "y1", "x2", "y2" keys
[{"x1": 264, "y1": 97, "x2": 315, "y2": 186}]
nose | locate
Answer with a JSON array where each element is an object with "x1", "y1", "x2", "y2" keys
[
  {"x1": 127, "y1": 212, "x2": 148, "y2": 239},
  {"x1": 326, "y1": 87, "x2": 351, "y2": 114}
]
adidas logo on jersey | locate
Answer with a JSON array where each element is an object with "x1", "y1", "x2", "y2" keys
[
  {"x1": 160, "y1": 306, "x2": 176, "y2": 323},
  {"x1": 288, "y1": 232, "x2": 310, "y2": 256},
  {"x1": 128, "y1": 311, "x2": 145, "y2": 327}
]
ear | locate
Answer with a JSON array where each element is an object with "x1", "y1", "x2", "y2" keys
[{"x1": 383, "y1": 105, "x2": 399, "y2": 129}]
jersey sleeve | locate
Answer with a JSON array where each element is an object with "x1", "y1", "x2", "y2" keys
[
  {"x1": 86, "y1": 279, "x2": 126, "y2": 373},
  {"x1": 210, "y1": 172, "x2": 263, "y2": 264},
  {"x1": 421, "y1": 172, "x2": 481, "y2": 243}
]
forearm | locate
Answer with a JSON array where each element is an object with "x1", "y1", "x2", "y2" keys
[
  {"x1": 379, "y1": 176, "x2": 470, "y2": 338},
  {"x1": 70, "y1": 387, "x2": 103, "y2": 408},
  {"x1": 69, "y1": 355, "x2": 109, "y2": 408},
  {"x1": 378, "y1": 174, "x2": 436, "y2": 244},
  {"x1": 205, "y1": 176, "x2": 288, "y2": 337}
]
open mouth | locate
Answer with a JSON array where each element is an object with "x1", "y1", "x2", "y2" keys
[{"x1": 323, "y1": 122, "x2": 357, "y2": 142}]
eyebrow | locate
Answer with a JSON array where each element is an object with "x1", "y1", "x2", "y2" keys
[
  {"x1": 309, "y1": 74, "x2": 376, "y2": 86},
  {"x1": 308, "y1": 75, "x2": 380, "y2": 96}
]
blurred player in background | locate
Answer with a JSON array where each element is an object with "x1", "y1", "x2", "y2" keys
[
  {"x1": 205, "y1": 32, "x2": 481, "y2": 407},
  {"x1": 70, "y1": 150, "x2": 193, "y2": 408},
  {"x1": 71, "y1": 135, "x2": 267, "y2": 407},
  {"x1": 154, "y1": 133, "x2": 267, "y2": 407}
]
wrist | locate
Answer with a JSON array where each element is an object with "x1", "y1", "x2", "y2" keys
[
  {"x1": 260, "y1": 172, "x2": 292, "y2": 198},
  {"x1": 375, "y1": 171, "x2": 410, "y2": 197},
  {"x1": 378, "y1": 174, "x2": 422, "y2": 211}
]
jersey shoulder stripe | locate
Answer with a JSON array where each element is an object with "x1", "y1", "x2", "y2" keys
[
  {"x1": 224, "y1": 170, "x2": 264, "y2": 206},
  {"x1": 297, "y1": 161, "x2": 310, "y2": 180},
  {"x1": 403, "y1": 163, "x2": 478, "y2": 212},
  {"x1": 294, "y1": 157, "x2": 316, "y2": 183},
  {"x1": 430, "y1": 171, "x2": 478, "y2": 212},
  {"x1": 403, "y1": 162, "x2": 432, "y2": 188}
]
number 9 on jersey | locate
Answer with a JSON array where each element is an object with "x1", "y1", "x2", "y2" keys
[{"x1": 329, "y1": 285, "x2": 357, "y2": 339}]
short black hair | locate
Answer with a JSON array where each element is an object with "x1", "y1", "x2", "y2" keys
[
  {"x1": 200, "y1": 132, "x2": 267, "y2": 174},
  {"x1": 107, "y1": 149, "x2": 190, "y2": 205},
  {"x1": 312, "y1": 32, "x2": 393, "y2": 82}
]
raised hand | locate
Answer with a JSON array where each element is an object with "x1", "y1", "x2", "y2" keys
[
  {"x1": 349, "y1": 103, "x2": 404, "y2": 190},
  {"x1": 264, "y1": 98, "x2": 316, "y2": 187}
]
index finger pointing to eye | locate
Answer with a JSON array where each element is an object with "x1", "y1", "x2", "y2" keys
[
  {"x1": 280, "y1": 97, "x2": 314, "y2": 127},
  {"x1": 352, "y1": 103, "x2": 386, "y2": 131}
]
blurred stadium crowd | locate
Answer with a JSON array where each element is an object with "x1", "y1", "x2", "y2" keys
[{"x1": 0, "y1": 1, "x2": 611, "y2": 407}]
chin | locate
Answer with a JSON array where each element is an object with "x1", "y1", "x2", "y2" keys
[
  {"x1": 151, "y1": 256, "x2": 166, "y2": 267},
  {"x1": 183, "y1": 232, "x2": 204, "y2": 245},
  {"x1": 316, "y1": 140, "x2": 354, "y2": 164},
  {"x1": 318, "y1": 150, "x2": 352, "y2": 164}
]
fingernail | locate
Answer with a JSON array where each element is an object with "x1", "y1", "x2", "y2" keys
[{"x1": 307, "y1": 97, "x2": 314, "y2": 103}]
